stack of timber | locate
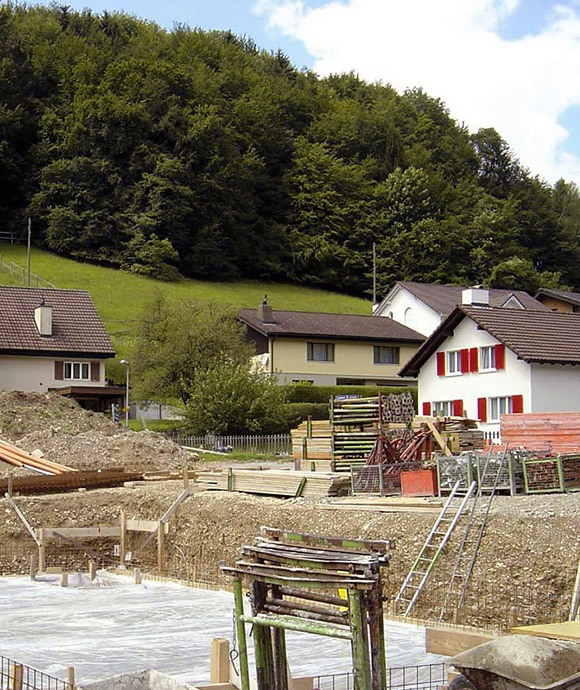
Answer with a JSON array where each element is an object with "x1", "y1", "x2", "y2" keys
[
  {"x1": 196, "y1": 467, "x2": 350, "y2": 498},
  {"x1": 501, "y1": 412, "x2": 580, "y2": 455},
  {"x1": 0, "y1": 438, "x2": 76, "y2": 475},
  {"x1": 1, "y1": 468, "x2": 144, "y2": 495},
  {"x1": 413, "y1": 416, "x2": 484, "y2": 454},
  {"x1": 290, "y1": 419, "x2": 332, "y2": 469}
]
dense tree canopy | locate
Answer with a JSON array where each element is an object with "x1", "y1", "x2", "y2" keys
[{"x1": 2, "y1": 4, "x2": 580, "y2": 296}]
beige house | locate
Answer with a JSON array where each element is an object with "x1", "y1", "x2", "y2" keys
[
  {"x1": 535, "y1": 288, "x2": 580, "y2": 313},
  {"x1": 0, "y1": 286, "x2": 123, "y2": 411},
  {"x1": 238, "y1": 300, "x2": 424, "y2": 386}
]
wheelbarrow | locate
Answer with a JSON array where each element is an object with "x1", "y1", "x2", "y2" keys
[{"x1": 450, "y1": 635, "x2": 580, "y2": 690}]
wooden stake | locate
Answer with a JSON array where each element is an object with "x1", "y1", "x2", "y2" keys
[
  {"x1": 119, "y1": 510, "x2": 126, "y2": 566},
  {"x1": 210, "y1": 638, "x2": 230, "y2": 683},
  {"x1": 67, "y1": 667, "x2": 75, "y2": 690},
  {"x1": 11, "y1": 664, "x2": 23, "y2": 690},
  {"x1": 38, "y1": 528, "x2": 45, "y2": 574},
  {"x1": 157, "y1": 522, "x2": 165, "y2": 574}
]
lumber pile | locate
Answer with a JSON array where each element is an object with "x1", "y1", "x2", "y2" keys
[
  {"x1": 0, "y1": 438, "x2": 76, "y2": 474},
  {"x1": 196, "y1": 468, "x2": 350, "y2": 498},
  {"x1": 413, "y1": 416, "x2": 484, "y2": 453},
  {"x1": 290, "y1": 419, "x2": 332, "y2": 464},
  {"x1": 501, "y1": 412, "x2": 580, "y2": 454}
]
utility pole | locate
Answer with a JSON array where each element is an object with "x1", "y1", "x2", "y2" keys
[
  {"x1": 372, "y1": 242, "x2": 377, "y2": 308},
  {"x1": 26, "y1": 217, "x2": 31, "y2": 287}
]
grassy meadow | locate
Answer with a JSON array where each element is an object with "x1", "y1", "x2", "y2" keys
[{"x1": 0, "y1": 243, "x2": 372, "y2": 358}]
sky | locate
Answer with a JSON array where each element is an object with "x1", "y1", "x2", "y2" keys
[{"x1": 33, "y1": 0, "x2": 580, "y2": 187}]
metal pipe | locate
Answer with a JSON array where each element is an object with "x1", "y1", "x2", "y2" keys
[
  {"x1": 232, "y1": 578, "x2": 250, "y2": 690},
  {"x1": 240, "y1": 613, "x2": 353, "y2": 640}
]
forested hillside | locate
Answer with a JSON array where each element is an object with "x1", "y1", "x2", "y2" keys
[{"x1": 2, "y1": 4, "x2": 580, "y2": 297}]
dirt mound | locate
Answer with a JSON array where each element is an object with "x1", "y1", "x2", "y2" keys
[{"x1": 0, "y1": 391, "x2": 193, "y2": 474}]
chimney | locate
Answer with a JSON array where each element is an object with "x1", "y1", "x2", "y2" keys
[
  {"x1": 462, "y1": 286, "x2": 490, "y2": 307},
  {"x1": 34, "y1": 299, "x2": 53, "y2": 336},
  {"x1": 257, "y1": 294, "x2": 274, "y2": 323}
]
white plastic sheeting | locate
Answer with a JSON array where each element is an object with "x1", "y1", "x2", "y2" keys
[{"x1": 0, "y1": 574, "x2": 444, "y2": 685}]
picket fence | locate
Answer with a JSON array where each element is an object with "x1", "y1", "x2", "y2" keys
[{"x1": 166, "y1": 432, "x2": 292, "y2": 456}]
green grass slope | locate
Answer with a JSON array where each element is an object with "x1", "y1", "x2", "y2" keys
[{"x1": 0, "y1": 244, "x2": 372, "y2": 344}]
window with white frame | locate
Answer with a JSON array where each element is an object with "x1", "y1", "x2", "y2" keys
[
  {"x1": 446, "y1": 350, "x2": 461, "y2": 374},
  {"x1": 64, "y1": 361, "x2": 90, "y2": 381},
  {"x1": 307, "y1": 342, "x2": 334, "y2": 362},
  {"x1": 373, "y1": 346, "x2": 400, "y2": 365},
  {"x1": 432, "y1": 400, "x2": 454, "y2": 417},
  {"x1": 488, "y1": 396, "x2": 513, "y2": 421},
  {"x1": 480, "y1": 345, "x2": 496, "y2": 371}
]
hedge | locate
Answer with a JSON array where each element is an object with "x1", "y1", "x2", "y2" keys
[{"x1": 283, "y1": 384, "x2": 417, "y2": 406}]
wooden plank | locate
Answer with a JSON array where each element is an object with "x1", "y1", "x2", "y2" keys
[
  {"x1": 511, "y1": 621, "x2": 580, "y2": 641},
  {"x1": 426, "y1": 421, "x2": 452, "y2": 457},
  {"x1": 425, "y1": 627, "x2": 494, "y2": 656},
  {"x1": 126, "y1": 518, "x2": 169, "y2": 534},
  {"x1": 40, "y1": 526, "x2": 120, "y2": 539}
]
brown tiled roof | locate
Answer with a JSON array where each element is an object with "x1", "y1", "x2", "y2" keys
[
  {"x1": 535, "y1": 288, "x2": 580, "y2": 307},
  {"x1": 0, "y1": 286, "x2": 115, "y2": 357},
  {"x1": 238, "y1": 308, "x2": 425, "y2": 343},
  {"x1": 399, "y1": 281, "x2": 548, "y2": 315},
  {"x1": 400, "y1": 305, "x2": 580, "y2": 376}
]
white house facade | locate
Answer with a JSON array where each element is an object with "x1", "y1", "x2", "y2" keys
[
  {"x1": 400, "y1": 297, "x2": 580, "y2": 442},
  {"x1": 374, "y1": 281, "x2": 547, "y2": 337}
]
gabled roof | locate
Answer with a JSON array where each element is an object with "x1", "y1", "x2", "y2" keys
[
  {"x1": 400, "y1": 305, "x2": 580, "y2": 377},
  {"x1": 376, "y1": 281, "x2": 548, "y2": 317},
  {"x1": 0, "y1": 286, "x2": 115, "y2": 358},
  {"x1": 535, "y1": 288, "x2": 580, "y2": 307},
  {"x1": 239, "y1": 308, "x2": 425, "y2": 343}
]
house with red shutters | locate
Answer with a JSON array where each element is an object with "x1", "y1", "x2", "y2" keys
[{"x1": 399, "y1": 288, "x2": 580, "y2": 443}]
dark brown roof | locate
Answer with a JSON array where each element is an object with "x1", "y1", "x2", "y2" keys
[
  {"x1": 535, "y1": 288, "x2": 580, "y2": 307},
  {"x1": 239, "y1": 308, "x2": 425, "y2": 343},
  {"x1": 400, "y1": 305, "x2": 580, "y2": 376},
  {"x1": 0, "y1": 286, "x2": 115, "y2": 357},
  {"x1": 396, "y1": 281, "x2": 548, "y2": 315}
]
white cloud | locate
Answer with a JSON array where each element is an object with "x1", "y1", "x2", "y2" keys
[{"x1": 256, "y1": 0, "x2": 580, "y2": 185}]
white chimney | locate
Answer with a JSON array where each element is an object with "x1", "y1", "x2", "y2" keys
[
  {"x1": 462, "y1": 287, "x2": 490, "y2": 307},
  {"x1": 34, "y1": 302, "x2": 53, "y2": 336}
]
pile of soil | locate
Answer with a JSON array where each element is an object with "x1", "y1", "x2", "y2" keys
[{"x1": 0, "y1": 391, "x2": 193, "y2": 473}]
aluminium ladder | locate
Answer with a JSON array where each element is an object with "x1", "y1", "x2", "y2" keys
[
  {"x1": 394, "y1": 479, "x2": 476, "y2": 617},
  {"x1": 439, "y1": 449, "x2": 508, "y2": 621}
]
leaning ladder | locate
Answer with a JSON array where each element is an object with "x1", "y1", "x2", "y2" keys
[
  {"x1": 439, "y1": 449, "x2": 508, "y2": 621},
  {"x1": 394, "y1": 480, "x2": 476, "y2": 617}
]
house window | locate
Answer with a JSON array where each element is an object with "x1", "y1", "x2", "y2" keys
[
  {"x1": 488, "y1": 396, "x2": 513, "y2": 422},
  {"x1": 432, "y1": 400, "x2": 454, "y2": 417},
  {"x1": 64, "y1": 361, "x2": 90, "y2": 381},
  {"x1": 480, "y1": 345, "x2": 496, "y2": 371},
  {"x1": 307, "y1": 342, "x2": 334, "y2": 362},
  {"x1": 447, "y1": 350, "x2": 461, "y2": 374},
  {"x1": 373, "y1": 346, "x2": 400, "y2": 365}
]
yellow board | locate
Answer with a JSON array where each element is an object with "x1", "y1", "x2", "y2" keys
[{"x1": 511, "y1": 620, "x2": 580, "y2": 641}]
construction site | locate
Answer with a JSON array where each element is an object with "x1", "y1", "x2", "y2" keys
[{"x1": 2, "y1": 390, "x2": 580, "y2": 690}]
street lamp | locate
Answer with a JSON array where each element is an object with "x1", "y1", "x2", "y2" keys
[{"x1": 120, "y1": 359, "x2": 130, "y2": 427}]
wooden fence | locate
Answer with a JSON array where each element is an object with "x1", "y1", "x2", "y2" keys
[
  {"x1": 0, "y1": 257, "x2": 55, "y2": 289},
  {"x1": 166, "y1": 432, "x2": 292, "y2": 456}
]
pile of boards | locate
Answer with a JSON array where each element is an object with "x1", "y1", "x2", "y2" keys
[
  {"x1": 501, "y1": 412, "x2": 580, "y2": 455},
  {"x1": 196, "y1": 468, "x2": 350, "y2": 498}
]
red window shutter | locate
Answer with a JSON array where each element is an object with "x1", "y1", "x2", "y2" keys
[
  {"x1": 460, "y1": 348, "x2": 470, "y2": 374},
  {"x1": 436, "y1": 352, "x2": 446, "y2": 376},
  {"x1": 54, "y1": 361, "x2": 63, "y2": 381},
  {"x1": 422, "y1": 402, "x2": 432, "y2": 415},
  {"x1": 469, "y1": 347, "x2": 479, "y2": 373},
  {"x1": 453, "y1": 399, "x2": 464, "y2": 417},
  {"x1": 495, "y1": 344, "x2": 505, "y2": 369},
  {"x1": 90, "y1": 361, "x2": 100, "y2": 382},
  {"x1": 477, "y1": 397, "x2": 487, "y2": 422},
  {"x1": 512, "y1": 394, "x2": 524, "y2": 413}
]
